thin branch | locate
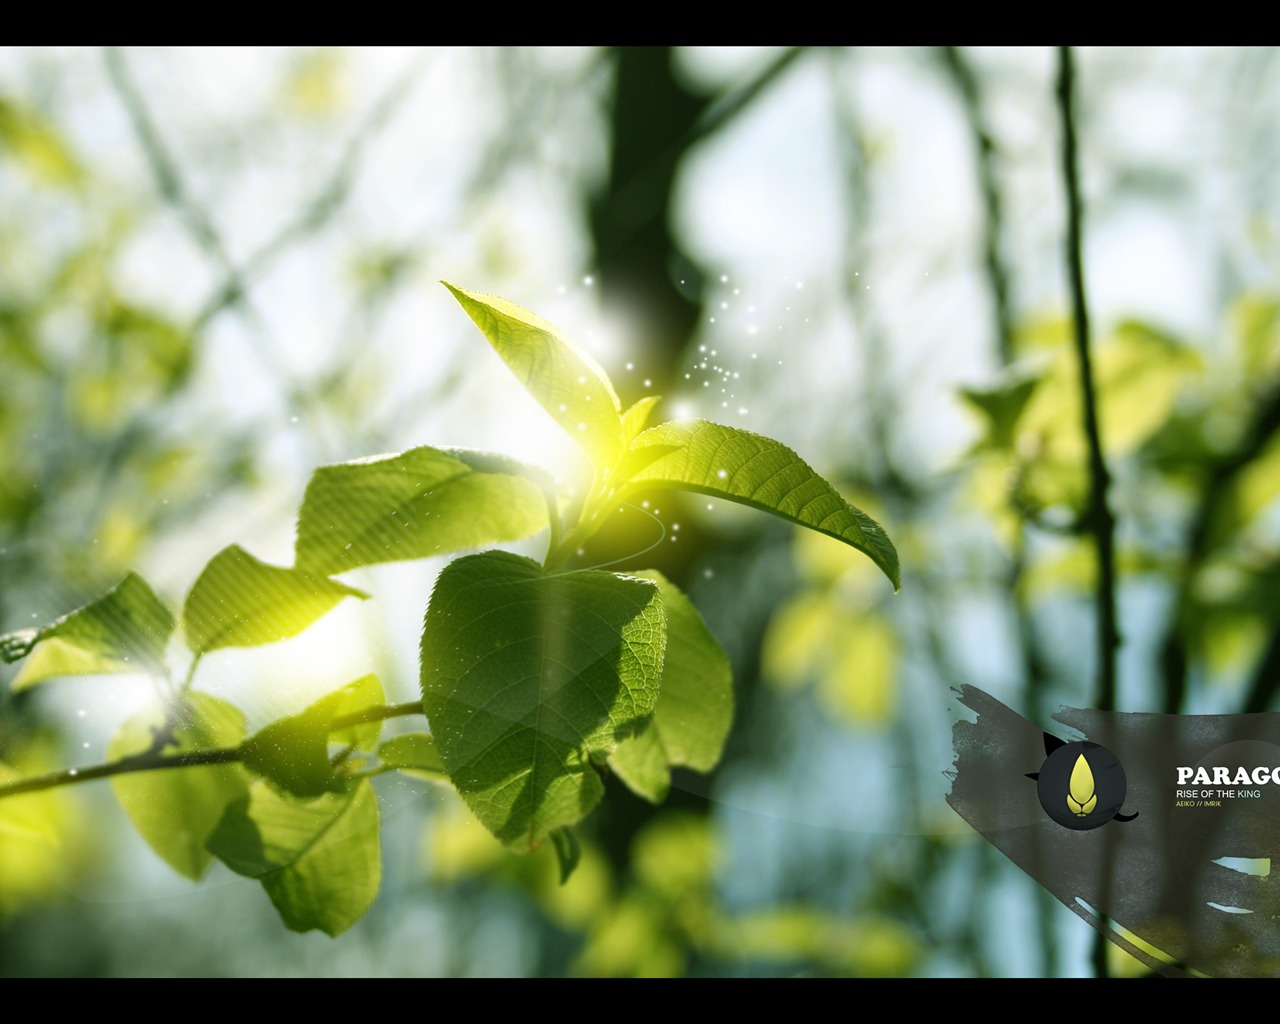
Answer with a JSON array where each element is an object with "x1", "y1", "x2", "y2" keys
[
  {"x1": 600, "y1": 47, "x2": 810, "y2": 254},
  {"x1": 102, "y1": 46, "x2": 304, "y2": 423},
  {"x1": 104, "y1": 47, "x2": 241, "y2": 277},
  {"x1": 1057, "y1": 46, "x2": 1119, "y2": 715},
  {"x1": 331, "y1": 699, "x2": 423, "y2": 729},
  {"x1": 106, "y1": 46, "x2": 432, "y2": 462},
  {"x1": 191, "y1": 49, "x2": 432, "y2": 334},
  {"x1": 1159, "y1": 381, "x2": 1280, "y2": 713},
  {"x1": 1058, "y1": 46, "x2": 1121, "y2": 983},
  {"x1": 941, "y1": 48, "x2": 1055, "y2": 773},
  {"x1": 1240, "y1": 625, "x2": 1280, "y2": 714},
  {"x1": 829, "y1": 51, "x2": 916, "y2": 502},
  {"x1": 689, "y1": 47, "x2": 807, "y2": 148},
  {"x1": 940, "y1": 47, "x2": 1014, "y2": 366},
  {"x1": 0, "y1": 700, "x2": 425, "y2": 802}
]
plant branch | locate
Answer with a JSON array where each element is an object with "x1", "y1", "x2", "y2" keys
[
  {"x1": 690, "y1": 47, "x2": 807, "y2": 148},
  {"x1": 942, "y1": 47, "x2": 1056, "y2": 735},
  {"x1": 102, "y1": 47, "x2": 305, "y2": 424},
  {"x1": 1159, "y1": 381, "x2": 1280, "y2": 713},
  {"x1": 940, "y1": 46, "x2": 1015, "y2": 366},
  {"x1": 191, "y1": 49, "x2": 432, "y2": 334},
  {"x1": 1058, "y1": 46, "x2": 1121, "y2": 983},
  {"x1": 1240, "y1": 624, "x2": 1280, "y2": 714},
  {"x1": 0, "y1": 700, "x2": 425, "y2": 802},
  {"x1": 1057, "y1": 46, "x2": 1119, "y2": 715},
  {"x1": 104, "y1": 47, "x2": 241, "y2": 278}
]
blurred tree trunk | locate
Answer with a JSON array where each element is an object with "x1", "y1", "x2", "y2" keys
[{"x1": 589, "y1": 47, "x2": 707, "y2": 408}]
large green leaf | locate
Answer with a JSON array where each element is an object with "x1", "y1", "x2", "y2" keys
[
  {"x1": 443, "y1": 283, "x2": 625, "y2": 470},
  {"x1": 108, "y1": 693, "x2": 252, "y2": 880},
  {"x1": 0, "y1": 572, "x2": 174, "y2": 692},
  {"x1": 619, "y1": 420, "x2": 900, "y2": 590},
  {"x1": 420, "y1": 551, "x2": 665, "y2": 851},
  {"x1": 206, "y1": 779, "x2": 380, "y2": 937},
  {"x1": 182, "y1": 545, "x2": 367, "y2": 654},
  {"x1": 294, "y1": 446, "x2": 550, "y2": 576},
  {"x1": 610, "y1": 570, "x2": 733, "y2": 802},
  {"x1": 240, "y1": 675, "x2": 384, "y2": 798}
]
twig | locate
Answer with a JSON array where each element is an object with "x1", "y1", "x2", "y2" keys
[
  {"x1": 690, "y1": 47, "x2": 807, "y2": 148},
  {"x1": 1057, "y1": 46, "x2": 1119, "y2": 716},
  {"x1": 102, "y1": 47, "x2": 298, "y2": 410},
  {"x1": 0, "y1": 700, "x2": 425, "y2": 801},
  {"x1": 940, "y1": 47, "x2": 1014, "y2": 366},
  {"x1": 1159, "y1": 382, "x2": 1280, "y2": 713},
  {"x1": 104, "y1": 47, "x2": 241, "y2": 278},
  {"x1": 1058, "y1": 45, "x2": 1120, "y2": 982},
  {"x1": 191, "y1": 49, "x2": 432, "y2": 334}
]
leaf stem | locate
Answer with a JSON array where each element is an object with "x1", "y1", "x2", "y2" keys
[
  {"x1": 0, "y1": 700, "x2": 426, "y2": 802},
  {"x1": 179, "y1": 652, "x2": 202, "y2": 694}
]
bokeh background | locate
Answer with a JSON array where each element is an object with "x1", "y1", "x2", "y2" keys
[{"x1": 2, "y1": 45, "x2": 1279, "y2": 977}]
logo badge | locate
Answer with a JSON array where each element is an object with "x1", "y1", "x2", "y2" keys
[{"x1": 1031, "y1": 738, "x2": 1136, "y2": 830}]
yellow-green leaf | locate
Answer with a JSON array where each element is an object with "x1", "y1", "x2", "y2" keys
[
  {"x1": 620, "y1": 420, "x2": 899, "y2": 590},
  {"x1": 610, "y1": 569, "x2": 732, "y2": 795},
  {"x1": 443, "y1": 283, "x2": 625, "y2": 471},
  {"x1": 182, "y1": 545, "x2": 367, "y2": 654},
  {"x1": 2, "y1": 572, "x2": 174, "y2": 692},
  {"x1": 295, "y1": 446, "x2": 550, "y2": 576},
  {"x1": 109, "y1": 693, "x2": 252, "y2": 880},
  {"x1": 240, "y1": 674, "x2": 385, "y2": 797},
  {"x1": 206, "y1": 778, "x2": 380, "y2": 937},
  {"x1": 609, "y1": 724, "x2": 670, "y2": 803}
]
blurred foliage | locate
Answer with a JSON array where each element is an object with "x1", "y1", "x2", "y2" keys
[
  {"x1": 3, "y1": 45, "x2": 1280, "y2": 978},
  {"x1": 0, "y1": 745, "x2": 87, "y2": 918}
]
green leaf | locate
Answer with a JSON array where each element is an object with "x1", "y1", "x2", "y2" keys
[
  {"x1": 633, "y1": 570, "x2": 733, "y2": 772},
  {"x1": 240, "y1": 702, "x2": 343, "y2": 798},
  {"x1": 326, "y1": 672, "x2": 386, "y2": 752},
  {"x1": 959, "y1": 372, "x2": 1042, "y2": 452},
  {"x1": 443, "y1": 283, "x2": 625, "y2": 470},
  {"x1": 819, "y1": 613, "x2": 899, "y2": 725},
  {"x1": 420, "y1": 550, "x2": 665, "y2": 851},
  {"x1": 259, "y1": 782, "x2": 380, "y2": 937},
  {"x1": 376, "y1": 733, "x2": 445, "y2": 776},
  {"x1": 608, "y1": 724, "x2": 670, "y2": 803},
  {"x1": 294, "y1": 446, "x2": 550, "y2": 577},
  {"x1": 0, "y1": 99, "x2": 82, "y2": 187},
  {"x1": 108, "y1": 693, "x2": 252, "y2": 880},
  {"x1": 550, "y1": 827, "x2": 581, "y2": 885},
  {"x1": 206, "y1": 779, "x2": 380, "y2": 937},
  {"x1": 622, "y1": 395, "x2": 662, "y2": 444},
  {"x1": 1231, "y1": 291, "x2": 1280, "y2": 380},
  {"x1": 620, "y1": 420, "x2": 900, "y2": 591},
  {"x1": 1, "y1": 572, "x2": 174, "y2": 692},
  {"x1": 0, "y1": 760, "x2": 72, "y2": 913},
  {"x1": 240, "y1": 674, "x2": 385, "y2": 797},
  {"x1": 609, "y1": 570, "x2": 732, "y2": 800},
  {"x1": 183, "y1": 545, "x2": 367, "y2": 654}
]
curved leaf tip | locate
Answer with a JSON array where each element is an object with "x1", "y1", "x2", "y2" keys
[
  {"x1": 441, "y1": 282, "x2": 625, "y2": 470},
  {"x1": 621, "y1": 419, "x2": 900, "y2": 591}
]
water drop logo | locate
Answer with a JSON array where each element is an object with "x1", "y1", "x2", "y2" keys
[{"x1": 1027, "y1": 736, "x2": 1138, "y2": 831}]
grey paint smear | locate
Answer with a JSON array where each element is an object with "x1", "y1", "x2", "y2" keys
[{"x1": 946, "y1": 684, "x2": 1280, "y2": 978}]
